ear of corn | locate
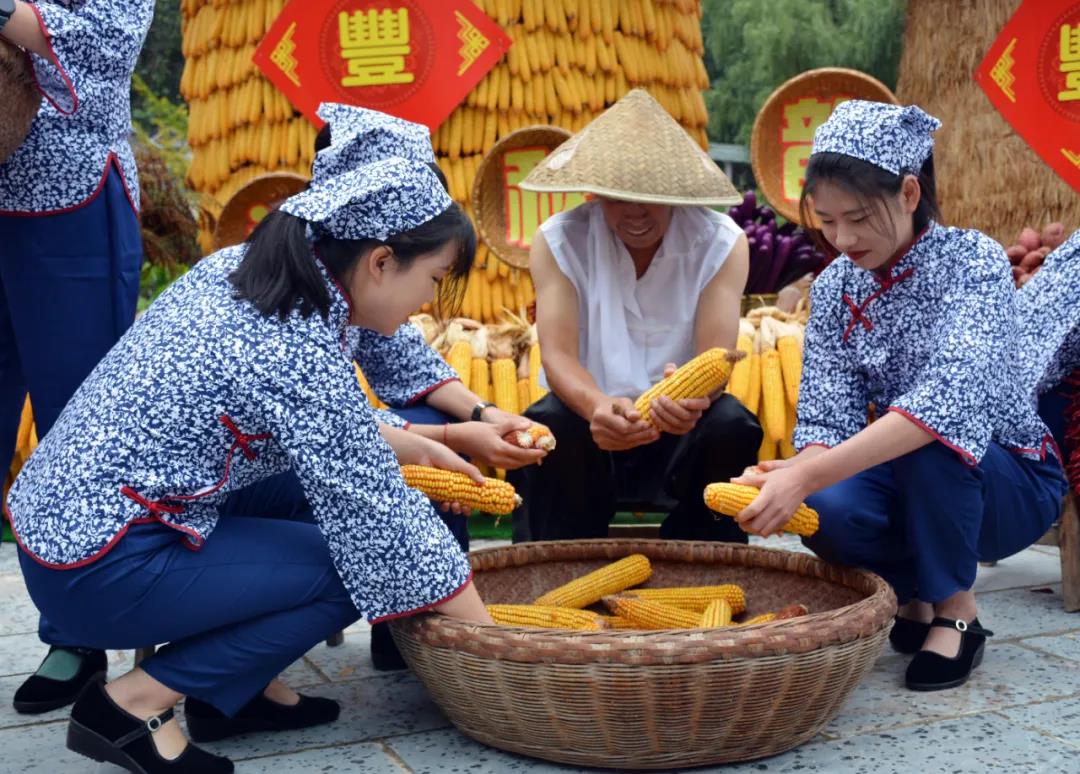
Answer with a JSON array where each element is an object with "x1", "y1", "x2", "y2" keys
[
  {"x1": 700, "y1": 598, "x2": 733, "y2": 627},
  {"x1": 634, "y1": 348, "x2": 743, "y2": 425},
  {"x1": 602, "y1": 594, "x2": 703, "y2": 629},
  {"x1": 596, "y1": 614, "x2": 642, "y2": 630},
  {"x1": 534, "y1": 554, "x2": 652, "y2": 608},
  {"x1": 760, "y1": 349, "x2": 786, "y2": 442},
  {"x1": 471, "y1": 358, "x2": 491, "y2": 402},
  {"x1": 445, "y1": 340, "x2": 473, "y2": 390},
  {"x1": 400, "y1": 464, "x2": 522, "y2": 514},
  {"x1": 726, "y1": 321, "x2": 755, "y2": 403},
  {"x1": 703, "y1": 482, "x2": 819, "y2": 536},
  {"x1": 491, "y1": 358, "x2": 519, "y2": 415},
  {"x1": 740, "y1": 603, "x2": 808, "y2": 626},
  {"x1": 776, "y1": 333, "x2": 802, "y2": 408},
  {"x1": 505, "y1": 423, "x2": 557, "y2": 451},
  {"x1": 624, "y1": 584, "x2": 745, "y2": 615},
  {"x1": 740, "y1": 612, "x2": 777, "y2": 626},
  {"x1": 486, "y1": 604, "x2": 608, "y2": 630},
  {"x1": 746, "y1": 338, "x2": 762, "y2": 415}
]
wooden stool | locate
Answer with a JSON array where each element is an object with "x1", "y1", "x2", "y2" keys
[{"x1": 1041, "y1": 492, "x2": 1080, "y2": 612}]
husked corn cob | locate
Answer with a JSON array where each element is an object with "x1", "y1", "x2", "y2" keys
[
  {"x1": 740, "y1": 603, "x2": 808, "y2": 627},
  {"x1": 745, "y1": 346, "x2": 762, "y2": 415},
  {"x1": 444, "y1": 340, "x2": 472, "y2": 390},
  {"x1": 505, "y1": 423, "x2": 557, "y2": 451},
  {"x1": 740, "y1": 612, "x2": 777, "y2": 626},
  {"x1": 624, "y1": 584, "x2": 745, "y2": 615},
  {"x1": 534, "y1": 554, "x2": 652, "y2": 608},
  {"x1": 491, "y1": 358, "x2": 519, "y2": 415},
  {"x1": 634, "y1": 348, "x2": 743, "y2": 425},
  {"x1": 700, "y1": 599, "x2": 733, "y2": 627},
  {"x1": 727, "y1": 322, "x2": 754, "y2": 403},
  {"x1": 760, "y1": 349, "x2": 786, "y2": 442},
  {"x1": 603, "y1": 594, "x2": 702, "y2": 629},
  {"x1": 471, "y1": 358, "x2": 491, "y2": 402},
  {"x1": 400, "y1": 465, "x2": 522, "y2": 514},
  {"x1": 596, "y1": 614, "x2": 641, "y2": 630},
  {"x1": 776, "y1": 334, "x2": 802, "y2": 408},
  {"x1": 487, "y1": 604, "x2": 608, "y2": 630},
  {"x1": 703, "y1": 482, "x2": 819, "y2": 536}
]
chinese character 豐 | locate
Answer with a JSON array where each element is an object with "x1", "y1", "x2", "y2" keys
[
  {"x1": 339, "y1": 8, "x2": 414, "y2": 88},
  {"x1": 1060, "y1": 23, "x2": 1080, "y2": 102}
]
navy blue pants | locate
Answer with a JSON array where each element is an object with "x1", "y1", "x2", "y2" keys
[
  {"x1": 802, "y1": 442, "x2": 1067, "y2": 604},
  {"x1": 0, "y1": 161, "x2": 142, "y2": 461}
]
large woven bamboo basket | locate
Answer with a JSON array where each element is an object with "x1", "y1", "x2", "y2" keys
[
  {"x1": 750, "y1": 67, "x2": 898, "y2": 224},
  {"x1": 390, "y1": 539, "x2": 895, "y2": 770},
  {"x1": 0, "y1": 39, "x2": 40, "y2": 164}
]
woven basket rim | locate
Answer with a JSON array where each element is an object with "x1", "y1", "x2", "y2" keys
[
  {"x1": 471, "y1": 124, "x2": 573, "y2": 270},
  {"x1": 750, "y1": 67, "x2": 899, "y2": 224},
  {"x1": 213, "y1": 172, "x2": 310, "y2": 250},
  {"x1": 393, "y1": 539, "x2": 896, "y2": 665}
]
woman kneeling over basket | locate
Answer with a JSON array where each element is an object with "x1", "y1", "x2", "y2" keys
[
  {"x1": 730, "y1": 101, "x2": 1066, "y2": 692},
  {"x1": 4, "y1": 107, "x2": 494, "y2": 773}
]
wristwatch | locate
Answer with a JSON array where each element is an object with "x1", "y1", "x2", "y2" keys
[
  {"x1": 470, "y1": 400, "x2": 496, "y2": 421},
  {"x1": 0, "y1": 0, "x2": 16, "y2": 35}
]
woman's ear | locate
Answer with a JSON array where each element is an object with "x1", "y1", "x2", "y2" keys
[
  {"x1": 900, "y1": 174, "x2": 922, "y2": 215},
  {"x1": 364, "y1": 245, "x2": 394, "y2": 281}
]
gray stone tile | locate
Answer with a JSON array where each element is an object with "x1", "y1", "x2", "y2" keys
[
  {"x1": 721, "y1": 713, "x2": 1080, "y2": 773},
  {"x1": 193, "y1": 672, "x2": 449, "y2": 762},
  {"x1": 1019, "y1": 631, "x2": 1080, "y2": 663},
  {"x1": 0, "y1": 719, "x2": 126, "y2": 772},
  {"x1": 302, "y1": 630, "x2": 386, "y2": 683},
  {"x1": 234, "y1": 741, "x2": 402, "y2": 772},
  {"x1": 0, "y1": 543, "x2": 21, "y2": 576},
  {"x1": 973, "y1": 548, "x2": 1064, "y2": 593},
  {"x1": 825, "y1": 644, "x2": 1080, "y2": 738},
  {"x1": 0, "y1": 675, "x2": 69, "y2": 730},
  {"x1": 976, "y1": 584, "x2": 1080, "y2": 640},
  {"x1": 0, "y1": 574, "x2": 43, "y2": 636},
  {"x1": 999, "y1": 696, "x2": 1080, "y2": 749},
  {"x1": 278, "y1": 657, "x2": 327, "y2": 690},
  {"x1": 0, "y1": 633, "x2": 58, "y2": 677},
  {"x1": 387, "y1": 728, "x2": 583, "y2": 773}
]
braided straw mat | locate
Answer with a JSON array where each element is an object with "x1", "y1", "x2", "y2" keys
[
  {"x1": 390, "y1": 538, "x2": 895, "y2": 769},
  {"x1": 520, "y1": 89, "x2": 742, "y2": 207},
  {"x1": 0, "y1": 39, "x2": 40, "y2": 164}
]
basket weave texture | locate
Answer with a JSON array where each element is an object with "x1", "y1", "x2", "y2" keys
[
  {"x1": 0, "y1": 39, "x2": 40, "y2": 165},
  {"x1": 390, "y1": 539, "x2": 895, "y2": 769},
  {"x1": 750, "y1": 67, "x2": 898, "y2": 224}
]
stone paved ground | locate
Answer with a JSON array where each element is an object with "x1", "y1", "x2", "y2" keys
[{"x1": 2, "y1": 536, "x2": 1079, "y2": 772}]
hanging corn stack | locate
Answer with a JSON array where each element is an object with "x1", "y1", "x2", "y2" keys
[
  {"x1": 727, "y1": 306, "x2": 809, "y2": 461},
  {"x1": 180, "y1": 0, "x2": 714, "y2": 318},
  {"x1": 400, "y1": 464, "x2": 522, "y2": 514}
]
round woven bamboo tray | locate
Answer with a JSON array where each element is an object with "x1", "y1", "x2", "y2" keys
[
  {"x1": 390, "y1": 539, "x2": 896, "y2": 770},
  {"x1": 0, "y1": 39, "x2": 40, "y2": 164},
  {"x1": 472, "y1": 124, "x2": 572, "y2": 269},
  {"x1": 750, "y1": 67, "x2": 898, "y2": 224},
  {"x1": 213, "y1": 172, "x2": 309, "y2": 250}
]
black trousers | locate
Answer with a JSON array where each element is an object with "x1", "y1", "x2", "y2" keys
[{"x1": 508, "y1": 392, "x2": 762, "y2": 543}]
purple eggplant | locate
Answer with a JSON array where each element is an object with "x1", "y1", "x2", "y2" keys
[{"x1": 764, "y1": 235, "x2": 794, "y2": 292}]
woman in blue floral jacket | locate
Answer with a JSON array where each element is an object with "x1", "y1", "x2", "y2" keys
[
  {"x1": 6, "y1": 107, "x2": 492, "y2": 773},
  {"x1": 0, "y1": 0, "x2": 155, "y2": 714},
  {"x1": 731, "y1": 101, "x2": 1067, "y2": 692}
]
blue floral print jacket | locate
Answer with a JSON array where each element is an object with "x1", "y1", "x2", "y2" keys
[
  {"x1": 794, "y1": 222, "x2": 1055, "y2": 466},
  {"x1": 6, "y1": 245, "x2": 472, "y2": 622},
  {"x1": 1015, "y1": 230, "x2": 1080, "y2": 398},
  {"x1": 0, "y1": 0, "x2": 155, "y2": 214},
  {"x1": 350, "y1": 323, "x2": 459, "y2": 419}
]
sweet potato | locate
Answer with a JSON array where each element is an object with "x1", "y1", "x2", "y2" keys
[
  {"x1": 1012, "y1": 265, "x2": 1027, "y2": 285},
  {"x1": 1018, "y1": 227, "x2": 1041, "y2": 251},
  {"x1": 1020, "y1": 249, "x2": 1046, "y2": 271},
  {"x1": 1042, "y1": 222, "x2": 1066, "y2": 250},
  {"x1": 1018, "y1": 271, "x2": 1035, "y2": 286}
]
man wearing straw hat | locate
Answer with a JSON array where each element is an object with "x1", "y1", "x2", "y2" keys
[{"x1": 509, "y1": 90, "x2": 763, "y2": 543}]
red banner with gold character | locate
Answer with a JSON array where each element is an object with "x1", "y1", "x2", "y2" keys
[
  {"x1": 253, "y1": 0, "x2": 512, "y2": 131},
  {"x1": 975, "y1": 0, "x2": 1080, "y2": 193}
]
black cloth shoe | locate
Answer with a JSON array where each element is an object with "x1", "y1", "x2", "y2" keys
[
  {"x1": 370, "y1": 621, "x2": 408, "y2": 671},
  {"x1": 67, "y1": 680, "x2": 233, "y2": 773},
  {"x1": 905, "y1": 617, "x2": 994, "y2": 692},
  {"x1": 889, "y1": 616, "x2": 932, "y2": 655},
  {"x1": 13, "y1": 646, "x2": 107, "y2": 714},
  {"x1": 185, "y1": 691, "x2": 340, "y2": 742}
]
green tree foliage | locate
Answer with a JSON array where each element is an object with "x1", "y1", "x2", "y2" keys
[
  {"x1": 701, "y1": 0, "x2": 907, "y2": 144},
  {"x1": 135, "y1": 1, "x2": 185, "y2": 104}
]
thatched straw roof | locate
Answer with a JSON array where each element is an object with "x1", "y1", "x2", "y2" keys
[{"x1": 897, "y1": 0, "x2": 1079, "y2": 245}]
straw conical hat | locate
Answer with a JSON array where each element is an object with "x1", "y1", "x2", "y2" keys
[
  {"x1": 520, "y1": 89, "x2": 741, "y2": 206},
  {"x1": 0, "y1": 39, "x2": 41, "y2": 165},
  {"x1": 214, "y1": 172, "x2": 310, "y2": 249}
]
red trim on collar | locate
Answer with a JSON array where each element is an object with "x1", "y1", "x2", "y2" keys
[
  {"x1": 312, "y1": 246, "x2": 354, "y2": 321},
  {"x1": 841, "y1": 266, "x2": 916, "y2": 343},
  {"x1": 886, "y1": 407, "x2": 978, "y2": 467},
  {"x1": 25, "y1": 2, "x2": 78, "y2": 116},
  {"x1": 0, "y1": 155, "x2": 138, "y2": 218},
  {"x1": 872, "y1": 224, "x2": 930, "y2": 281},
  {"x1": 405, "y1": 377, "x2": 461, "y2": 406},
  {"x1": 368, "y1": 570, "x2": 475, "y2": 624}
]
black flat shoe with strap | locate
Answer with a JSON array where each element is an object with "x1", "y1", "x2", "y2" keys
[
  {"x1": 67, "y1": 680, "x2": 233, "y2": 774},
  {"x1": 13, "y1": 646, "x2": 107, "y2": 714},
  {"x1": 905, "y1": 617, "x2": 994, "y2": 692},
  {"x1": 889, "y1": 616, "x2": 932, "y2": 655},
  {"x1": 184, "y1": 691, "x2": 340, "y2": 742}
]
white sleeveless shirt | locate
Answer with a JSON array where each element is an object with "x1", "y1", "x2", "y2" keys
[{"x1": 540, "y1": 200, "x2": 741, "y2": 398}]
